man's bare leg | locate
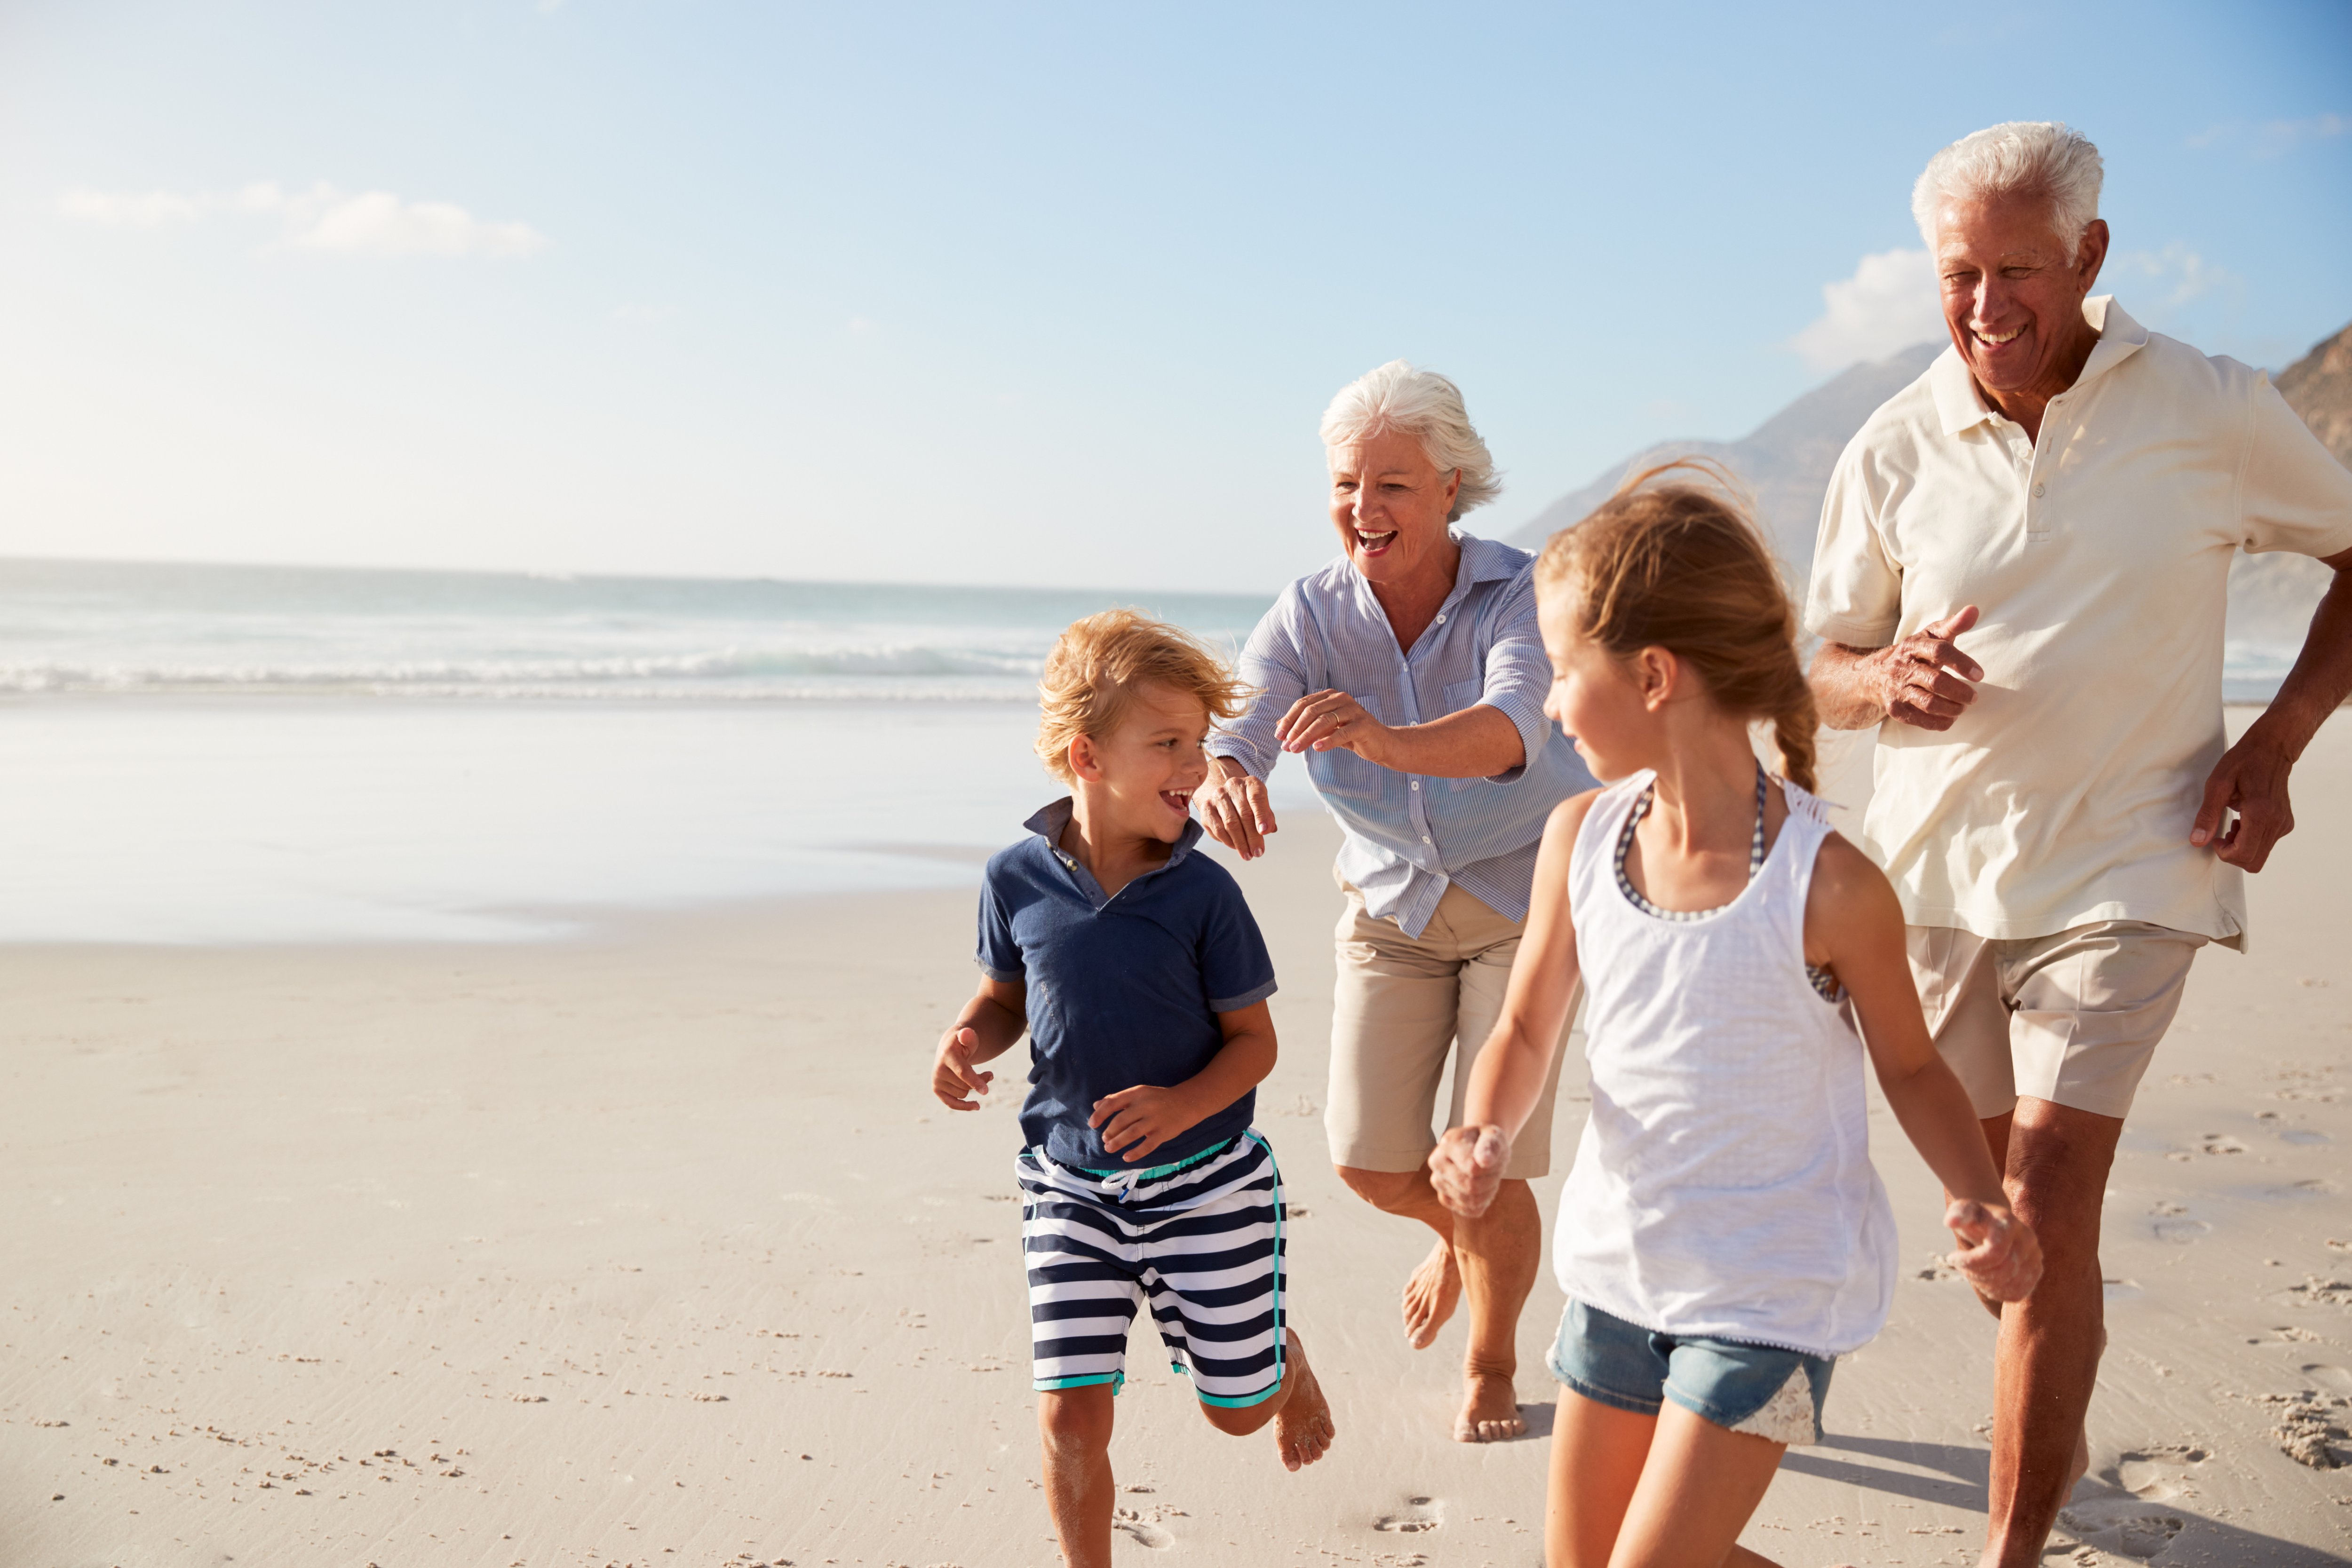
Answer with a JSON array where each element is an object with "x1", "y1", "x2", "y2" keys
[
  {"x1": 1979, "y1": 1098, "x2": 2121, "y2": 1568},
  {"x1": 1338, "y1": 1163, "x2": 1541, "y2": 1441},
  {"x1": 1037, "y1": 1383, "x2": 1117, "y2": 1568}
]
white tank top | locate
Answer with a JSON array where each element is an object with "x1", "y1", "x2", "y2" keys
[{"x1": 1554, "y1": 770, "x2": 1899, "y2": 1357}]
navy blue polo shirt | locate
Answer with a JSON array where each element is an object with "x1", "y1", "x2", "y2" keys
[{"x1": 977, "y1": 799, "x2": 1278, "y2": 1168}]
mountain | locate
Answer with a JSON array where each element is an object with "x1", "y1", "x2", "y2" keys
[
  {"x1": 1508, "y1": 321, "x2": 2352, "y2": 653},
  {"x1": 1504, "y1": 341, "x2": 1942, "y2": 578}
]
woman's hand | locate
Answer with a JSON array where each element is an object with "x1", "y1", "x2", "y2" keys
[
  {"x1": 1195, "y1": 757, "x2": 1279, "y2": 859},
  {"x1": 1945, "y1": 1199, "x2": 2042, "y2": 1302},
  {"x1": 1277, "y1": 689, "x2": 1392, "y2": 763},
  {"x1": 1089, "y1": 1085, "x2": 1205, "y2": 1163},
  {"x1": 932, "y1": 1025, "x2": 994, "y2": 1110},
  {"x1": 1428, "y1": 1125, "x2": 1512, "y2": 1218}
]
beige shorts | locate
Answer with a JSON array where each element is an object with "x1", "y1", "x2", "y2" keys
[
  {"x1": 1326, "y1": 876, "x2": 1574, "y2": 1180},
  {"x1": 1907, "y1": 920, "x2": 2205, "y2": 1121}
]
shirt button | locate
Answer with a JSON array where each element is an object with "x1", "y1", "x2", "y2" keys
[
  {"x1": 1435, "y1": 613, "x2": 1446, "y2": 624},
  {"x1": 1410, "y1": 781, "x2": 1420, "y2": 790},
  {"x1": 2032, "y1": 482, "x2": 2046, "y2": 498},
  {"x1": 1422, "y1": 835, "x2": 1432, "y2": 844}
]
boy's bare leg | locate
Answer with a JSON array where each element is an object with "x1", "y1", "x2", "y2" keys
[
  {"x1": 1197, "y1": 1329, "x2": 1336, "y2": 1469},
  {"x1": 1606, "y1": 1402, "x2": 1790, "y2": 1568},
  {"x1": 1337, "y1": 1164, "x2": 1539, "y2": 1441},
  {"x1": 1037, "y1": 1384, "x2": 1117, "y2": 1568}
]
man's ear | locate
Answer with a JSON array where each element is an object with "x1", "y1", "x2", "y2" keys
[
  {"x1": 1067, "y1": 733, "x2": 1104, "y2": 783},
  {"x1": 2075, "y1": 217, "x2": 2109, "y2": 293}
]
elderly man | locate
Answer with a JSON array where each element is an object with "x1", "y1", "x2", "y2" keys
[
  {"x1": 1195, "y1": 361, "x2": 1595, "y2": 1441},
  {"x1": 1807, "y1": 121, "x2": 2352, "y2": 1566}
]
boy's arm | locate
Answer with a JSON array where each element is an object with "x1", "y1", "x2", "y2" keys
[
  {"x1": 932, "y1": 976, "x2": 1027, "y2": 1111},
  {"x1": 1811, "y1": 837, "x2": 2042, "y2": 1302},
  {"x1": 1429, "y1": 791, "x2": 1595, "y2": 1218},
  {"x1": 1089, "y1": 1001, "x2": 1276, "y2": 1164}
]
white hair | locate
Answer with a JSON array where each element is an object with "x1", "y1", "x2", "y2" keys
[
  {"x1": 1319, "y1": 360, "x2": 1501, "y2": 522},
  {"x1": 1911, "y1": 121, "x2": 2104, "y2": 250}
]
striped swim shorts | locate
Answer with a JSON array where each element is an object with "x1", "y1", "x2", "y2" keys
[{"x1": 1016, "y1": 1130, "x2": 1286, "y2": 1408}]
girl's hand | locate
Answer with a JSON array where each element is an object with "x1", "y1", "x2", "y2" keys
[
  {"x1": 932, "y1": 1026, "x2": 994, "y2": 1110},
  {"x1": 1428, "y1": 1125, "x2": 1511, "y2": 1217},
  {"x1": 1945, "y1": 1199, "x2": 2042, "y2": 1302},
  {"x1": 1089, "y1": 1086, "x2": 1202, "y2": 1163}
]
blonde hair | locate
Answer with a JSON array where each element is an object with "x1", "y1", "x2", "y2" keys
[
  {"x1": 1034, "y1": 610, "x2": 1253, "y2": 784},
  {"x1": 1533, "y1": 461, "x2": 1819, "y2": 792}
]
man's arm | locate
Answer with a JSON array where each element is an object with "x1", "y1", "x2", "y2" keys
[
  {"x1": 2192, "y1": 544, "x2": 2352, "y2": 871},
  {"x1": 1809, "y1": 607, "x2": 1985, "y2": 732}
]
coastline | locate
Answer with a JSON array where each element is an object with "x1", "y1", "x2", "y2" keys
[{"x1": 4, "y1": 717, "x2": 2350, "y2": 1566}]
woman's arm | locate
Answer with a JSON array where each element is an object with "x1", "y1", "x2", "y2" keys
[
  {"x1": 1089, "y1": 1001, "x2": 1276, "y2": 1163},
  {"x1": 1809, "y1": 838, "x2": 2042, "y2": 1301},
  {"x1": 1276, "y1": 697, "x2": 1524, "y2": 778},
  {"x1": 1427, "y1": 792, "x2": 1594, "y2": 1216}
]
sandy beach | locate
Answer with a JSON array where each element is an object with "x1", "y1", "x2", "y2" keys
[{"x1": 5, "y1": 710, "x2": 2350, "y2": 1568}]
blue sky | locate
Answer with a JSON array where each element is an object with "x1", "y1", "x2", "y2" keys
[{"x1": 2, "y1": 1, "x2": 2346, "y2": 593}]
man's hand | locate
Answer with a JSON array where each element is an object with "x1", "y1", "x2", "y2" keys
[
  {"x1": 1428, "y1": 1125, "x2": 1511, "y2": 1218},
  {"x1": 2192, "y1": 729, "x2": 2296, "y2": 871},
  {"x1": 931, "y1": 1026, "x2": 994, "y2": 1111},
  {"x1": 1196, "y1": 756, "x2": 1279, "y2": 859},
  {"x1": 1867, "y1": 606, "x2": 1983, "y2": 731},
  {"x1": 1277, "y1": 689, "x2": 1392, "y2": 763},
  {"x1": 1089, "y1": 1085, "x2": 1204, "y2": 1164},
  {"x1": 1945, "y1": 1198, "x2": 2042, "y2": 1303}
]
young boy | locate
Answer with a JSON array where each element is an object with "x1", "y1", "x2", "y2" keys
[{"x1": 930, "y1": 609, "x2": 1335, "y2": 1567}]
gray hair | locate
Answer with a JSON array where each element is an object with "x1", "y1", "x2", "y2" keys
[
  {"x1": 1319, "y1": 360, "x2": 1501, "y2": 522},
  {"x1": 1911, "y1": 121, "x2": 2104, "y2": 249}
]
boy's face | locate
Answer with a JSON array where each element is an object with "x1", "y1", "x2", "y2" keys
[{"x1": 1071, "y1": 681, "x2": 1215, "y2": 844}]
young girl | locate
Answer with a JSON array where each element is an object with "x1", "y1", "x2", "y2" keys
[{"x1": 1427, "y1": 468, "x2": 2042, "y2": 1568}]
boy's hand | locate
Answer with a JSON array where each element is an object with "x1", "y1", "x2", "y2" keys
[
  {"x1": 932, "y1": 1026, "x2": 994, "y2": 1111},
  {"x1": 1945, "y1": 1199, "x2": 2042, "y2": 1303},
  {"x1": 1428, "y1": 1124, "x2": 1510, "y2": 1218},
  {"x1": 1088, "y1": 1085, "x2": 1202, "y2": 1164}
]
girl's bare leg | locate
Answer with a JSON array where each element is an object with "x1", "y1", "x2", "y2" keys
[
  {"x1": 1545, "y1": 1387, "x2": 1654, "y2": 1568},
  {"x1": 1606, "y1": 1401, "x2": 1789, "y2": 1568}
]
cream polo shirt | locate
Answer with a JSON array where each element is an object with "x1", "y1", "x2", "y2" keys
[{"x1": 1806, "y1": 297, "x2": 2352, "y2": 948}]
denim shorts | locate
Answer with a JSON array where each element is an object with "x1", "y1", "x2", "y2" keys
[{"x1": 1546, "y1": 1299, "x2": 1833, "y2": 1447}]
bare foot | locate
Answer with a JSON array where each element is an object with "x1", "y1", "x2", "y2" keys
[
  {"x1": 1275, "y1": 1331, "x2": 1335, "y2": 1472},
  {"x1": 1403, "y1": 1239, "x2": 1461, "y2": 1349},
  {"x1": 1453, "y1": 1370, "x2": 1526, "y2": 1443}
]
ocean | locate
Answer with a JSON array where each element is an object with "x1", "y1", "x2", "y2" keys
[
  {"x1": 0, "y1": 555, "x2": 2297, "y2": 944},
  {"x1": 0, "y1": 558, "x2": 1295, "y2": 943}
]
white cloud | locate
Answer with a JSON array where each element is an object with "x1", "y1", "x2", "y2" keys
[
  {"x1": 2113, "y1": 243, "x2": 2236, "y2": 311},
  {"x1": 57, "y1": 188, "x2": 207, "y2": 227},
  {"x1": 1790, "y1": 247, "x2": 1943, "y2": 372},
  {"x1": 57, "y1": 180, "x2": 546, "y2": 259}
]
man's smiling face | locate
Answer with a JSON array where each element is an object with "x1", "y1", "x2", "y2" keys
[{"x1": 1933, "y1": 190, "x2": 2108, "y2": 402}]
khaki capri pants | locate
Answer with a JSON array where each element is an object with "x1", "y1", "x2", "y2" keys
[{"x1": 1325, "y1": 875, "x2": 1575, "y2": 1181}]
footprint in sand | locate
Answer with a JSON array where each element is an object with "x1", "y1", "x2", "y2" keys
[
  {"x1": 1373, "y1": 1497, "x2": 1444, "y2": 1534},
  {"x1": 2151, "y1": 1216, "x2": 2210, "y2": 1244},
  {"x1": 2057, "y1": 1496, "x2": 2187, "y2": 1559},
  {"x1": 2111, "y1": 1445, "x2": 2208, "y2": 1500},
  {"x1": 2301, "y1": 1363, "x2": 2352, "y2": 1395},
  {"x1": 1112, "y1": 1508, "x2": 1173, "y2": 1549}
]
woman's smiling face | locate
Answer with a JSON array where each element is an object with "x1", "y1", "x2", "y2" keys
[{"x1": 1327, "y1": 428, "x2": 1460, "y2": 586}]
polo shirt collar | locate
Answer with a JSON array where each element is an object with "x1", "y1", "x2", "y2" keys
[
  {"x1": 1022, "y1": 796, "x2": 1203, "y2": 905},
  {"x1": 1930, "y1": 293, "x2": 2148, "y2": 435}
]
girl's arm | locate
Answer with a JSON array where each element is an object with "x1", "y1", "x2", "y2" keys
[
  {"x1": 1428, "y1": 791, "x2": 1596, "y2": 1218},
  {"x1": 1089, "y1": 1001, "x2": 1276, "y2": 1163},
  {"x1": 1809, "y1": 837, "x2": 2042, "y2": 1301},
  {"x1": 931, "y1": 976, "x2": 1028, "y2": 1110}
]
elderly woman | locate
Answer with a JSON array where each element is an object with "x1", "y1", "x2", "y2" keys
[{"x1": 1197, "y1": 362, "x2": 1595, "y2": 1442}]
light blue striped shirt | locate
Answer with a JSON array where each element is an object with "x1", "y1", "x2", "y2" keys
[{"x1": 1208, "y1": 531, "x2": 1596, "y2": 937}]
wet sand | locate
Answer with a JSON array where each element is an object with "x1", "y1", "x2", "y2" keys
[{"x1": 5, "y1": 712, "x2": 2350, "y2": 1567}]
